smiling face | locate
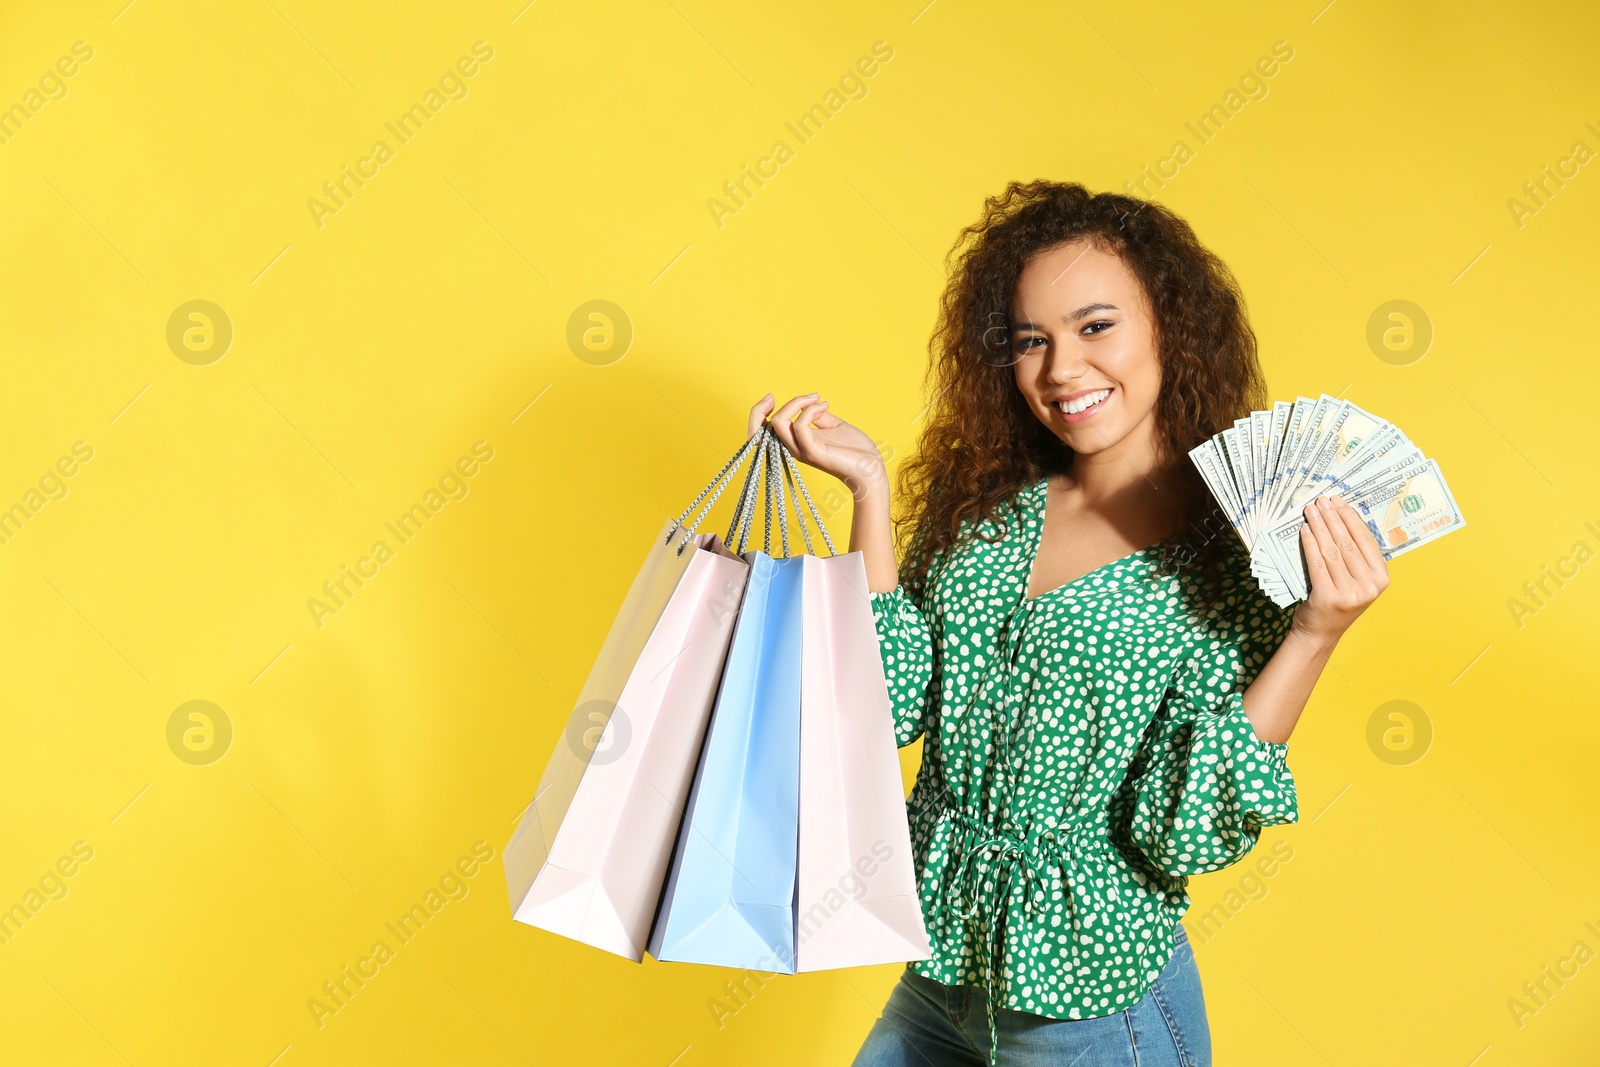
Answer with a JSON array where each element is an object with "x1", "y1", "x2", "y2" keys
[{"x1": 1009, "y1": 238, "x2": 1165, "y2": 464}]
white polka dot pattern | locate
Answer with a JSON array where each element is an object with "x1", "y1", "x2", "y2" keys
[{"x1": 868, "y1": 475, "x2": 1298, "y2": 1034}]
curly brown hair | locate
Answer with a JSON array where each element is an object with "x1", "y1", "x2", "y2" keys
[{"x1": 893, "y1": 179, "x2": 1269, "y2": 618}]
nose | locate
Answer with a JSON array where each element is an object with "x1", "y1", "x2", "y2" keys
[{"x1": 1041, "y1": 343, "x2": 1088, "y2": 387}]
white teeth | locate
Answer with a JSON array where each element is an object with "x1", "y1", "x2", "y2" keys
[{"x1": 1058, "y1": 389, "x2": 1111, "y2": 415}]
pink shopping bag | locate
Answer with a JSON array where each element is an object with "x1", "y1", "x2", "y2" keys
[
  {"x1": 795, "y1": 547, "x2": 932, "y2": 970},
  {"x1": 504, "y1": 435, "x2": 767, "y2": 961}
]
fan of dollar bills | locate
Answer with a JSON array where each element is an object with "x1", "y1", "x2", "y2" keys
[{"x1": 1188, "y1": 393, "x2": 1466, "y2": 607}]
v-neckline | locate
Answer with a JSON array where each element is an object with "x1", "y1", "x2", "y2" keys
[{"x1": 1021, "y1": 475, "x2": 1166, "y2": 604}]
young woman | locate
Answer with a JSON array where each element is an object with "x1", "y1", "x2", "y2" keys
[{"x1": 749, "y1": 181, "x2": 1388, "y2": 1066}]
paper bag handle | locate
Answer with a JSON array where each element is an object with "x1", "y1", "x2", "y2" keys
[
  {"x1": 776, "y1": 437, "x2": 838, "y2": 556},
  {"x1": 727, "y1": 426, "x2": 772, "y2": 554},
  {"x1": 667, "y1": 426, "x2": 768, "y2": 556},
  {"x1": 668, "y1": 421, "x2": 841, "y2": 559},
  {"x1": 734, "y1": 429, "x2": 838, "y2": 558}
]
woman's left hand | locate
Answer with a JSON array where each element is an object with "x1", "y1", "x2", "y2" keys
[{"x1": 1292, "y1": 493, "x2": 1390, "y2": 643}]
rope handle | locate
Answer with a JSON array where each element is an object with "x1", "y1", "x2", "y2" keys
[
  {"x1": 727, "y1": 425, "x2": 772, "y2": 554},
  {"x1": 777, "y1": 440, "x2": 837, "y2": 556},
  {"x1": 669, "y1": 420, "x2": 842, "y2": 559},
  {"x1": 755, "y1": 428, "x2": 838, "y2": 558},
  {"x1": 668, "y1": 426, "x2": 767, "y2": 556}
]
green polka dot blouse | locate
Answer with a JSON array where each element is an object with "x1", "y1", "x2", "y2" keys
[{"x1": 869, "y1": 474, "x2": 1298, "y2": 1051}]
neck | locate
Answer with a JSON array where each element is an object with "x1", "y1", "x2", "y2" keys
[
  {"x1": 1056, "y1": 421, "x2": 1186, "y2": 539},
  {"x1": 1061, "y1": 420, "x2": 1170, "y2": 504}
]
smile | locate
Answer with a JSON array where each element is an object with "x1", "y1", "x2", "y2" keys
[{"x1": 1054, "y1": 388, "x2": 1113, "y2": 422}]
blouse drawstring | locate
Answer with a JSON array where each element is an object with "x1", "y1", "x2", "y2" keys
[
  {"x1": 952, "y1": 831, "x2": 1043, "y2": 1066},
  {"x1": 948, "y1": 584, "x2": 1046, "y2": 1062},
  {"x1": 941, "y1": 806, "x2": 1095, "y2": 1066}
]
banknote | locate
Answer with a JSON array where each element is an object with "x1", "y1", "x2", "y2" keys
[{"x1": 1189, "y1": 397, "x2": 1466, "y2": 607}]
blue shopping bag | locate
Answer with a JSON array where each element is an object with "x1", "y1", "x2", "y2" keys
[{"x1": 646, "y1": 543, "x2": 806, "y2": 973}]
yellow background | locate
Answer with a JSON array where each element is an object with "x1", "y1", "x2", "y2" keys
[{"x1": 2, "y1": 1, "x2": 1596, "y2": 1064}]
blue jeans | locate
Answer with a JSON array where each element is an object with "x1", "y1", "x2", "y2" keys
[{"x1": 851, "y1": 925, "x2": 1210, "y2": 1067}]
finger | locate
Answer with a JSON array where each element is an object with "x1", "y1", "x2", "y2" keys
[
  {"x1": 1334, "y1": 496, "x2": 1391, "y2": 593},
  {"x1": 1332, "y1": 496, "x2": 1386, "y2": 574},
  {"x1": 1299, "y1": 521, "x2": 1330, "y2": 595},
  {"x1": 770, "y1": 392, "x2": 820, "y2": 437},
  {"x1": 746, "y1": 393, "x2": 775, "y2": 438},
  {"x1": 807, "y1": 405, "x2": 843, "y2": 430},
  {"x1": 1322, "y1": 496, "x2": 1366, "y2": 583},
  {"x1": 1312, "y1": 496, "x2": 1354, "y2": 587},
  {"x1": 767, "y1": 396, "x2": 812, "y2": 454},
  {"x1": 1304, "y1": 498, "x2": 1350, "y2": 592},
  {"x1": 786, "y1": 400, "x2": 828, "y2": 458}
]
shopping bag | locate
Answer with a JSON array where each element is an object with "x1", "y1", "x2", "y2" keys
[
  {"x1": 648, "y1": 431, "x2": 931, "y2": 973},
  {"x1": 794, "y1": 547, "x2": 933, "y2": 970},
  {"x1": 648, "y1": 434, "x2": 807, "y2": 972},
  {"x1": 503, "y1": 431, "x2": 767, "y2": 961}
]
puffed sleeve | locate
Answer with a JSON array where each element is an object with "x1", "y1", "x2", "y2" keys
[
  {"x1": 1126, "y1": 575, "x2": 1299, "y2": 875},
  {"x1": 868, "y1": 571, "x2": 938, "y2": 749}
]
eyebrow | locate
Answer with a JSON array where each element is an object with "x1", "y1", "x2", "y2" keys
[{"x1": 1012, "y1": 303, "x2": 1120, "y2": 331}]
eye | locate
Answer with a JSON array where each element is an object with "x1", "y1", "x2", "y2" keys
[
  {"x1": 1082, "y1": 319, "x2": 1114, "y2": 335},
  {"x1": 1012, "y1": 335, "x2": 1045, "y2": 351}
]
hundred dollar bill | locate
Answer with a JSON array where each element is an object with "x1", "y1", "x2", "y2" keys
[
  {"x1": 1189, "y1": 439, "x2": 1251, "y2": 549},
  {"x1": 1220, "y1": 422, "x2": 1257, "y2": 542},
  {"x1": 1322, "y1": 423, "x2": 1412, "y2": 491},
  {"x1": 1250, "y1": 408, "x2": 1271, "y2": 525},
  {"x1": 1324, "y1": 400, "x2": 1389, "y2": 472},
  {"x1": 1282, "y1": 400, "x2": 1356, "y2": 519},
  {"x1": 1263, "y1": 400, "x2": 1292, "y2": 513},
  {"x1": 1350, "y1": 457, "x2": 1466, "y2": 558},
  {"x1": 1258, "y1": 448, "x2": 1418, "y2": 601},
  {"x1": 1274, "y1": 397, "x2": 1389, "y2": 520},
  {"x1": 1259, "y1": 397, "x2": 1314, "y2": 530},
  {"x1": 1259, "y1": 456, "x2": 1464, "y2": 600},
  {"x1": 1250, "y1": 544, "x2": 1294, "y2": 604},
  {"x1": 1268, "y1": 394, "x2": 1339, "y2": 526}
]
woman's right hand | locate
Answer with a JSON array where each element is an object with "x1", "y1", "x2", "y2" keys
[{"x1": 746, "y1": 392, "x2": 888, "y2": 500}]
